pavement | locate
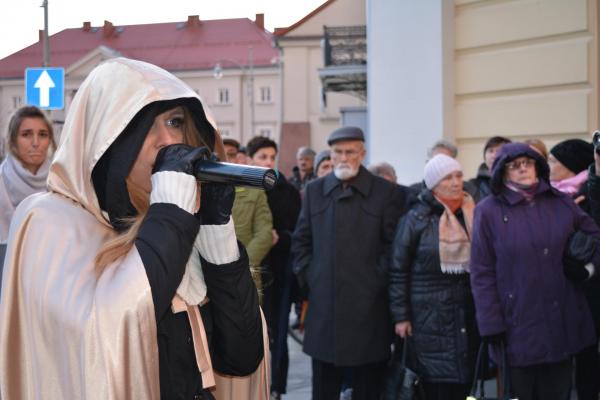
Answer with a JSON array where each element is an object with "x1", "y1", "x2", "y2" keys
[
  {"x1": 281, "y1": 330, "x2": 500, "y2": 400},
  {"x1": 283, "y1": 333, "x2": 312, "y2": 399},
  {"x1": 279, "y1": 322, "x2": 580, "y2": 400}
]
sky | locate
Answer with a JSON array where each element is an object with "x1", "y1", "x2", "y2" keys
[{"x1": 0, "y1": 0, "x2": 327, "y2": 60}]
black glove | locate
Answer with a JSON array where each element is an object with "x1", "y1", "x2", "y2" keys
[
  {"x1": 565, "y1": 230, "x2": 599, "y2": 264},
  {"x1": 563, "y1": 254, "x2": 591, "y2": 282},
  {"x1": 482, "y1": 332, "x2": 505, "y2": 345},
  {"x1": 152, "y1": 144, "x2": 211, "y2": 175},
  {"x1": 563, "y1": 230, "x2": 597, "y2": 282},
  {"x1": 198, "y1": 154, "x2": 235, "y2": 225}
]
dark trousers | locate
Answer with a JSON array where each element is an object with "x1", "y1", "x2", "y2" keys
[
  {"x1": 270, "y1": 257, "x2": 294, "y2": 394},
  {"x1": 312, "y1": 359, "x2": 387, "y2": 400},
  {"x1": 509, "y1": 360, "x2": 572, "y2": 400},
  {"x1": 422, "y1": 382, "x2": 469, "y2": 400},
  {"x1": 575, "y1": 343, "x2": 600, "y2": 400}
]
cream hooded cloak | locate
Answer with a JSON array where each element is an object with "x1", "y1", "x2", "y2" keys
[{"x1": 0, "y1": 58, "x2": 221, "y2": 399}]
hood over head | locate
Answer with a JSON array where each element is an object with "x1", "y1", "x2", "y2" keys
[
  {"x1": 490, "y1": 142, "x2": 549, "y2": 195},
  {"x1": 48, "y1": 58, "x2": 218, "y2": 230}
]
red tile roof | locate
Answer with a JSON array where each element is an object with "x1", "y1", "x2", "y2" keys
[{"x1": 0, "y1": 17, "x2": 278, "y2": 79}]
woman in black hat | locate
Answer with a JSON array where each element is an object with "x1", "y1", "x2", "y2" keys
[
  {"x1": 549, "y1": 138, "x2": 598, "y2": 400},
  {"x1": 549, "y1": 139, "x2": 594, "y2": 208}
]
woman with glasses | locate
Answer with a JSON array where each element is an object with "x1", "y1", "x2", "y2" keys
[{"x1": 470, "y1": 142, "x2": 600, "y2": 400}]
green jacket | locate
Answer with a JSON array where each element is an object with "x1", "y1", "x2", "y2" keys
[{"x1": 232, "y1": 187, "x2": 273, "y2": 286}]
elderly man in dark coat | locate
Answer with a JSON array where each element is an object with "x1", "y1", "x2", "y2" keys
[{"x1": 292, "y1": 126, "x2": 405, "y2": 400}]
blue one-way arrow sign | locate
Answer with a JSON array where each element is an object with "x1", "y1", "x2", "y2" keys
[{"x1": 25, "y1": 67, "x2": 64, "y2": 110}]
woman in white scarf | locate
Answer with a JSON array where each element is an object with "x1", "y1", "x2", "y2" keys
[{"x1": 0, "y1": 105, "x2": 55, "y2": 244}]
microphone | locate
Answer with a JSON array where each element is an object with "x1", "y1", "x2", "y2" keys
[{"x1": 195, "y1": 160, "x2": 277, "y2": 190}]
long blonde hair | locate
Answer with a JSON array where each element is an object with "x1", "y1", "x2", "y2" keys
[{"x1": 95, "y1": 107, "x2": 205, "y2": 272}]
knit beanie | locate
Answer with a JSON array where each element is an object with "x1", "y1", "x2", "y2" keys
[
  {"x1": 550, "y1": 139, "x2": 594, "y2": 174},
  {"x1": 424, "y1": 154, "x2": 462, "y2": 190},
  {"x1": 314, "y1": 150, "x2": 331, "y2": 171}
]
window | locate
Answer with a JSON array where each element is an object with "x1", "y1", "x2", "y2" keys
[
  {"x1": 218, "y1": 88, "x2": 230, "y2": 105},
  {"x1": 259, "y1": 86, "x2": 271, "y2": 103},
  {"x1": 12, "y1": 96, "x2": 22, "y2": 109},
  {"x1": 219, "y1": 128, "x2": 231, "y2": 137},
  {"x1": 259, "y1": 128, "x2": 272, "y2": 138}
]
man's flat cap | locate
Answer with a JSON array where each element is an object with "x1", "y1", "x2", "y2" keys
[{"x1": 327, "y1": 126, "x2": 365, "y2": 146}]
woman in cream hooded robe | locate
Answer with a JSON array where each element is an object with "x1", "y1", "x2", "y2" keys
[{"x1": 0, "y1": 58, "x2": 266, "y2": 399}]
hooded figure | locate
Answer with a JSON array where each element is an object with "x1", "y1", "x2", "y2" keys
[
  {"x1": 470, "y1": 142, "x2": 600, "y2": 400},
  {"x1": 0, "y1": 58, "x2": 266, "y2": 399}
]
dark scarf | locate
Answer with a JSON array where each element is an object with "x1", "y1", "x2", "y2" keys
[{"x1": 505, "y1": 179, "x2": 539, "y2": 202}]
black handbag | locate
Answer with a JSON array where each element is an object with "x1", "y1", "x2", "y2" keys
[
  {"x1": 467, "y1": 341, "x2": 517, "y2": 400},
  {"x1": 383, "y1": 337, "x2": 425, "y2": 400}
]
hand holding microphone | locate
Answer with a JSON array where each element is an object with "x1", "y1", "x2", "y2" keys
[
  {"x1": 151, "y1": 144, "x2": 275, "y2": 221},
  {"x1": 150, "y1": 144, "x2": 211, "y2": 214},
  {"x1": 153, "y1": 143, "x2": 277, "y2": 189}
]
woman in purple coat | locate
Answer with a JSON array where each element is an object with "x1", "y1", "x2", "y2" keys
[{"x1": 470, "y1": 142, "x2": 600, "y2": 400}]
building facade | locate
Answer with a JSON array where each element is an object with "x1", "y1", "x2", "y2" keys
[
  {"x1": 369, "y1": 0, "x2": 600, "y2": 184},
  {"x1": 275, "y1": 0, "x2": 367, "y2": 174},
  {"x1": 0, "y1": 15, "x2": 280, "y2": 154}
]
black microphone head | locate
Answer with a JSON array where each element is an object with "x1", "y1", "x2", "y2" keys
[{"x1": 262, "y1": 170, "x2": 277, "y2": 190}]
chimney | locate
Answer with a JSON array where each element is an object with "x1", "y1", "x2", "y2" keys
[
  {"x1": 39, "y1": 29, "x2": 44, "y2": 42},
  {"x1": 187, "y1": 15, "x2": 200, "y2": 28},
  {"x1": 255, "y1": 13, "x2": 264, "y2": 30},
  {"x1": 83, "y1": 21, "x2": 91, "y2": 32},
  {"x1": 103, "y1": 20, "x2": 114, "y2": 38}
]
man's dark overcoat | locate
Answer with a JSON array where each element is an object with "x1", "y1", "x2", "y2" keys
[{"x1": 292, "y1": 166, "x2": 404, "y2": 366}]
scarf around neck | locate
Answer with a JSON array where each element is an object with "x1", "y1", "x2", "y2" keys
[
  {"x1": 2, "y1": 153, "x2": 50, "y2": 207},
  {"x1": 505, "y1": 179, "x2": 539, "y2": 202},
  {"x1": 434, "y1": 192, "x2": 474, "y2": 274},
  {"x1": 551, "y1": 169, "x2": 588, "y2": 196}
]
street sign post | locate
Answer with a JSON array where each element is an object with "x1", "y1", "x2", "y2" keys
[{"x1": 25, "y1": 67, "x2": 64, "y2": 110}]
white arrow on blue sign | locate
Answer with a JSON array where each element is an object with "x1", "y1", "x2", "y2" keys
[{"x1": 25, "y1": 67, "x2": 64, "y2": 110}]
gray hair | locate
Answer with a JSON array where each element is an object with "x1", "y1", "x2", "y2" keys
[
  {"x1": 427, "y1": 139, "x2": 457, "y2": 159},
  {"x1": 297, "y1": 146, "x2": 316, "y2": 159},
  {"x1": 368, "y1": 162, "x2": 397, "y2": 182}
]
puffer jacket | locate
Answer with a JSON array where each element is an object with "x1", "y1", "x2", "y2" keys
[{"x1": 389, "y1": 190, "x2": 478, "y2": 384}]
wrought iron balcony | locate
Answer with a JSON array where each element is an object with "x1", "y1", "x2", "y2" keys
[{"x1": 320, "y1": 25, "x2": 367, "y2": 101}]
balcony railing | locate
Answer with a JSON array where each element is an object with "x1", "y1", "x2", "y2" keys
[
  {"x1": 323, "y1": 25, "x2": 367, "y2": 67},
  {"x1": 320, "y1": 25, "x2": 367, "y2": 101}
]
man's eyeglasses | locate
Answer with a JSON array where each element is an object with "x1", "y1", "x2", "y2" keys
[
  {"x1": 332, "y1": 148, "x2": 360, "y2": 158},
  {"x1": 506, "y1": 158, "x2": 535, "y2": 170}
]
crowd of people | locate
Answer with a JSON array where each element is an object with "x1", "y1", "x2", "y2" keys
[{"x1": 1, "y1": 56, "x2": 600, "y2": 400}]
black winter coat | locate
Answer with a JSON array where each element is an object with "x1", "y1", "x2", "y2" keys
[
  {"x1": 138, "y1": 204, "x2": 263, "y2": 400},
  {"x1": 582, "y1": 165, "x2": 600, "y2": 332},
  {"x1": 467, "y1": 163, "x2": 492, "y2": 203},
  {"x1": 265, "y1": 173, "x2": 302, "y2": 270},
  {"x1": 292, "y1": 166, "x2": 405, "y2": 366},
  {"x1": 289, "y1": 166, "x2": 316, "y2": 191},
  {"x1": 389, "y1": 191, "x2": 477, "y2": 384}
]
